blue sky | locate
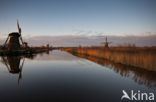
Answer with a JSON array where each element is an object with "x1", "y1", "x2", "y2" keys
[{"x1": 0, "y1": 0, "x2": 156, "y2": 36}]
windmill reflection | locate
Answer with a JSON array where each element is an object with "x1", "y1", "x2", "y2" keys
[{"x1": 1, "y1": 56, "x2": 25, "y2": 85}]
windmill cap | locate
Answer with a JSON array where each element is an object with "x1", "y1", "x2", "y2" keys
[{"x1": 9, "y1": 32, "x2": 20, "y2": 37}]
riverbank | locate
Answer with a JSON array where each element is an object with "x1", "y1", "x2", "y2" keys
[
  {"x1": 62, "y1": 46, "x2": 156, "y2": 71},
  {"x1": 0, "y1": 47, "x2": 53, "y2": 56},
  {"x1": 67, "y1": 51, "x2": 156, "y2": 87}
]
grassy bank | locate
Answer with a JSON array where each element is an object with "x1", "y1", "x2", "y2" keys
[{"x1": 62, "y1": 46, "x2": 156, "y2": 71}]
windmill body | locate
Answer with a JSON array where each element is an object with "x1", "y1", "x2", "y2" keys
[
  {"x1": 104, "y1": 42, "x2": 109, "y2": 48},
  {"x1": 8, "y1": 32, "x2": 21, "y2": 51},
  {"x1": 101, "y1": 37, "x2": 112, "y2": 48}
]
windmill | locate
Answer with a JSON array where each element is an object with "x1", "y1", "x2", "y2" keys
[
  {"x1": 101, "y1": 36, "x2": 112, "y2": 48},
  {"x1": 3, "y1": 20, "x2": 25, "y2": 51}
]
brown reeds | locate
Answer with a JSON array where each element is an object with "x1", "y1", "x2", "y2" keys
[{"x1": 62, "y1": 46, "x2": 156, "y2": 71}]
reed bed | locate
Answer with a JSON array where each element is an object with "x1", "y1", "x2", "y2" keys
[{"x1": 62, "y1": 46, "x2": 156, "y2": 71}]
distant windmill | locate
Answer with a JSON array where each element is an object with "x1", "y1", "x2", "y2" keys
[
  {"x1": 101, "y1": 36, "x2": 112, "y2": 48},
  {"x1": 3, "y1": 20, "x2": 25, "y2": 51}
]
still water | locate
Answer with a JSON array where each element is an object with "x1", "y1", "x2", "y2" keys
[{"x1": 0, "y1": 50, "x2": 155, "y2": 102}]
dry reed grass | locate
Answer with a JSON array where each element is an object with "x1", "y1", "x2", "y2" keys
[{"x1": 62, "y1": 46, "x2": 156, "y2": 71}]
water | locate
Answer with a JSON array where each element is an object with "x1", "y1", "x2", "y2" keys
[{"x1": 0, "y1": 50, "x2": 155, "y2": 102}]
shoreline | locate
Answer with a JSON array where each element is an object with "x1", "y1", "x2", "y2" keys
[{"x1": 61, "y1": 46, "x2": 156, "y2": 71}]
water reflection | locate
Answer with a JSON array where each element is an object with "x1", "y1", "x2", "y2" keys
[
  {"x1": 0, "y1": 54, "x2": 36, "y2": 85},
  {"x1": 69, "y1": 52, "x2": 156, "y2": 88},
  {"x1": 1, "y1": 50, "x2": 156, "y2": 88},
  {"x1": 0, "y1": 50, "x2": 155, "y2": 102}
]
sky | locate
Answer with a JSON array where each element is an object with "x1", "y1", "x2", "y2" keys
[{"x1": 0, "y1": 0, "x2": 156, "y2": 36}]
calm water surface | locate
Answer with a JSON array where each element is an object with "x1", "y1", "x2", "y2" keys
[{"x1": 0, "y1": 50, "x2": 156, "y2": 102}]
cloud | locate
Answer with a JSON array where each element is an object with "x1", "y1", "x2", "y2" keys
[
  {"x1": 24, "y1": 34, "x2": 156, "y2": 47},
  {"x1": 0, "y1": 33, "x2": 156, "y2": 47}
]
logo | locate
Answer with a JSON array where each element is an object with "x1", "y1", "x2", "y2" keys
[{"x1": 121, "y1": 90, "x2": 154, "y2": 101}]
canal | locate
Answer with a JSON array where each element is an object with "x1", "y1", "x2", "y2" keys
[{"x1": 0, "y1": 50, "x2": 155, "y2": 102}]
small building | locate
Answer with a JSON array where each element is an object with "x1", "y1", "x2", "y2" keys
[{"x1": 23, "y1": 42, "x2": 28, "y2": 48}]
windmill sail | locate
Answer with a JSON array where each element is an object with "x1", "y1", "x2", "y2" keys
[
  {"x1": 3, "y1": 35, "x2": 9, "y2": 47},
  {"x1": 17, "y1": 20, "x2": 24, "y2": 45},
  {"x1": 17, "y1": 20, "x2": 22, "y2": 34}
]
